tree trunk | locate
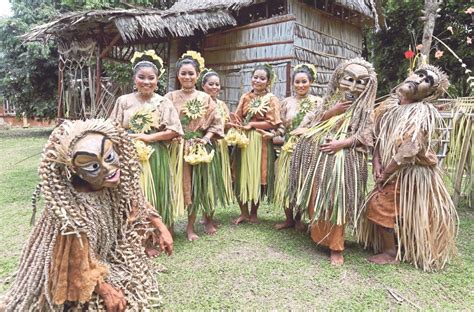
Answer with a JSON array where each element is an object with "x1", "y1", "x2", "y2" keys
[{"x1": 420, "y1": 0, "x2": 442, "y2": 64}]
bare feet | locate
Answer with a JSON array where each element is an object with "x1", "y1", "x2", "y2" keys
[
  {"x1": 232, "y1": 214, "x2": 250, "y2": 224},
  {"x1": 330, "y1": 250, "x2": 344, "y2": 266},
  {"x1": 294, "y1": 220, "x2": 307, "y2": 232},
  {"x1": 204, "y1": 222, "x2": 218, "y2": 235},
  {"x1": 249, "y1": 214, "x2": 260, "y2": 224},
  {"x1": 186, "y1": 229, "x2": 199, "y2": 241},
  {"x1": 145, "y1": 246, "x2": 160, "y2": 258},
  {"x1": 274, "y1": 219, "x2": 295, "y2": 230},
  {"x1": 368, "y1": 252, "x2": 399, "y2": 265}
]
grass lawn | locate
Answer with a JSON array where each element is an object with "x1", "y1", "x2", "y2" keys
[{"x1": 0, "y1": 129, "x2": 472, "y2": 309}]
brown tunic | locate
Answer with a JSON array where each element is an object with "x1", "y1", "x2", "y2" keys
[
  {"x1": 366, "y1": 101, "x2": 438, "y2": 229},
  {"x1": 165, "y1": 89, "x2": 224, "y2": 206},
  {"x1": 234, "y1": 90, "x2": 282, "y2": 184},
  {"x1": 109, "y1": 93, "x2": 183, "y2": 135}
]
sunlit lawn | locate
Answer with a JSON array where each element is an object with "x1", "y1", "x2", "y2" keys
[{"x1": 0, "y1": 128, "x2": 472, "y2": 309}]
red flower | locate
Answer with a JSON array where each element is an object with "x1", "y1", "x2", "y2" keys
[{"x1": 404, "y1": 49, "x2": 415, "y2": 59}]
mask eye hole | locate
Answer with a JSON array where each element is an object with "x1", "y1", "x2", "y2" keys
[
  {"x1": 344, "y1": 76, "x2": 354, "y2": 83},
  {"x1": 83, "y1": 162, "x2": 100, "y2": 173},
  {"x1": 105, "y1": 151, "x2": 116, "y2": 163}
]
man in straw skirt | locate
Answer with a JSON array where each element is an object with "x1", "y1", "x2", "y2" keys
[
  {"x1": 357, "y1": 64, "x2": 458, "y2": 271},
  {"x1": 289, "y1": 58, "x2": 377, "y2": 266},
  {"x1": 1, "y1": 119, "x2": 173, "y2": 311}
]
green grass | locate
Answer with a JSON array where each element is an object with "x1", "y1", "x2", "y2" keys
[{"x1": 0, "y1": 129, "x2": 473, "y2": 309}]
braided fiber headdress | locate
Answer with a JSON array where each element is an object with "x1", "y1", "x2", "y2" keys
[{"x1": 2, "y1": 119, "x2": 160, "y2": 311}]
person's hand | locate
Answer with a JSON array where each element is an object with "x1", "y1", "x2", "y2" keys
[
  {"x1": 255, "y1": 128, "x2": 274, "y2": 139},
  {"x1": 272, "y1": 136, "x2": 285, "y2": 145},
  {"x1": 290, "y1": 127, "x2": 308, "y2": 136},
  {"x1": 319, "y1": 138, "x2": 345, "y2": 154},
  {"x1": 96, "y1": 283, "x2": 127, "y2": 312},
  {"x1": 226, "y1": 122, "x2": 241, "y2": 129},
  {"x1": 241, "y1": 124, "x2": 253, "y2": 130},
  {"x1": 372, "y1": 158, "x2": 383, "y2": 180},
  {"x1": 195, "y1": 137, "x2": 209, "y2": 145},
  {"x1": 129, "y1": 133, "x2": 149, "y2": 143},
  {"x1": 158, "y1": 228, "x2": 174, "y2": 256},
  {"x1": 329, "y1": 101, "x2": 352, "y2": 116}
]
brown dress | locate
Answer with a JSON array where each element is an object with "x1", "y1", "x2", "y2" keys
[
  {"x1": 165, "y1": 89, "x2": 224, "y2": 209},
  {"x1": 234, "y1": 90, "x2": 282, "y2": 186}
]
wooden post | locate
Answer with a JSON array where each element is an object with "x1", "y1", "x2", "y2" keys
[
  {"x1": 57, "y1": 60, "x2": 64, "y2": 119},
  {"x1": 286, "y1": 61, "x2": 291, "y2": 97},
  {"x1": 95, "y1": 42, "x2": 102, "y2": 110}
]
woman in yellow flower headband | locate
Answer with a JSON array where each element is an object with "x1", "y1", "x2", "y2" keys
[
  {"x1": 165, "y1": 51, "x2": 225, "y2": 241},
  {"x1": 198, "y1": 69, "x2": 234, "y2": 215},
  {"x1": 272, "y1": 63, "x2": 324, "y2": 231},
  {"x1": 227, "y1": 63, "x2": 282, "y2": 224},
  {"x1": 109, "y1": 50, "x2": 184, "y2": 243}
]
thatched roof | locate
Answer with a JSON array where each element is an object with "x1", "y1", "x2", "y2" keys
[
  {"x1": 24, "y1": 0, "x2": 377, "y2": 43},
  {"x1": 24, "y1": 5, "x2": 241, "y2": 43},
  {"x1": 333, "y1": 0, "x2": 376, "y2": 19}
]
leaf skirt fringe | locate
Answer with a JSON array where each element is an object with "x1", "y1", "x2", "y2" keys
[
  {"x1": 357, "y1": 165, "x2": 458, "y2": 271},
  {"x1": 148, "y1": 142, "x2": 174, "y2": 227}
]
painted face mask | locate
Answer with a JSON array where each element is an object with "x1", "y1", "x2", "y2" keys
[
  {"x1": 396, "y1": 69, "x2": 439, "y2": 102},
  {"x1": 72, "y1": 133, "x2": 121, "y2": 190},
  {"x1": 338, "y1": 63, "x2": 370, "y2": 102}
]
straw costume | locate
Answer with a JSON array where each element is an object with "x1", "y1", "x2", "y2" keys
[
  {"x1": 229, "y1": 63, "x2": 281, "y2": 223},
  {"x1": 198, "y1": 68, "x2": 234, "y2": 207},
  {"x1": 273, "y1": 64, "x2": 323, "y2": 219},
  {"x1": 357, "y1": 64, "x2": 458, "y2": 271},
  {"x1": 165, "y1": 51, "x2": 224, "y2": 225},
  {"x1": 1, "y1": 119, "x2": 170, "y2": 311},
  {"x1": 289, "y1": 58, "x2": 377, "y2": 263},
  {"x1": 110, "y1": 50, "x2": 184, "y2": 227}
]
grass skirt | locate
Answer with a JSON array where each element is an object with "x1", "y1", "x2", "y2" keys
[
  {"x1": 357, "y1": 166, "x2": 458, "y2": 271},
  {"x1": 273, "y1": 147, "x2": 292, "y2": 210},
  {"x1": 189, "y1": 144, "x2": 230, "y2": 215},
  {"x1": 148, "y1": 142, "x2": 174, "y2": 226}
]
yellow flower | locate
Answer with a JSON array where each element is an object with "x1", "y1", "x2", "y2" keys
[
  {"x1": 248, "y1": 93, "x2": 271, "y2": 117},
  {"x1": 294, "y1": 63, "x2": 317, "y2": 81},
  {"x1": 182, "y1": 50, "x2": 205, "y2": 72},
  {"x1": 129, "y1": 109, "x2": 155, "y2": 134},
  {"x1": 225, "y1": 128, "x2": 249, "y2": 148},
  {"x1": 183, "y1": 98, "x2": 205, "y2": 120},
  {"x1": 134, "y1": 140, "x2": 154, "y2": 162},
  {"x1": 130, "y1": 51, "x2": 144, "y2": 65},
  {"x1": 184, "y1": 142, "x2": 215, "y2": 165}
]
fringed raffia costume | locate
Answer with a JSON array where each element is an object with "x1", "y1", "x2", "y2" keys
[
  {"x1": 289, "y1": 58, "x2": 377, "y2": 251},
  {"x1": 233, "y1": 90, "x2": 282, "y2": 205},
  {"x1": 215, "y1": 98, "x2": 235, "y2": 206},
  {"x1": 357, "y1": 65, "x2": 458, "y2": 271},
  {"x1": 165, "y1": 89, "x2": 224, "y2": 216},
  {"x1": 273, "y1": 94, "x2": 323, "y2": 210},
  {"x1": 110, "y1": 93, "x2": 184, "y2": 226},
  {"x1": 1, "y1": 119, "x2": 163, "y2": 311}
]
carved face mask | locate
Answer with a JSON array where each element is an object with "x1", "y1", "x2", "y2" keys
[
  {"x1": 396, "y1": 69, "x2": 439, "y2": 102},
  {"x1": 72, "y1": 133, "x2": 121, "y2": 190},
  {"x1": 338, "y1": 63, "x2": 369, "y2": 102}
]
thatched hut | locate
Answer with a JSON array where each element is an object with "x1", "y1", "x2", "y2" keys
[{"x1": 25, "y1": 0, "x2": 378, "y2": 117}]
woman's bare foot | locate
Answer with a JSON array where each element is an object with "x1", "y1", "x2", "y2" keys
[
  {"x1": 274, "y1": 219, "x2": 295, "y2": 230},
  {"x1": 145, "y1": 246, "x2": 160, "y2": 258},
  {"x1": 249, "y1": 214, "x2": 260, "y2": 224},
  {"x1": 330, "y1": 250, "x2": 344, "y2": 266},
  {"x1": 186, "y1": 228, "x2": 199, "y2": 241},
  {"x1": 294, "y1": 220, "x2": 307, "y2": 232},
  {"x1": 204, "y1": 222, "x2": 218, "y2": 235},
  {"x1": 232, "y1": 214, "x2": 250, "y2": 224},
  {"x1": 368, "y1": 252, "x2": 399, "y2": 265}
]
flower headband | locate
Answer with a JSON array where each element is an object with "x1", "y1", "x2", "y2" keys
[
  {"x1": 131, "y1": 50, "x2": 165, "y2": 78},
  {"x1": 179, "y1": 50, "x2": 205, "y2": 72},
  {"x1": 197, "y1": 68, "x2": 218, "y2": 89},
  {"x1": 294, "y1": 63, "x2": 317, "y2": 82}
]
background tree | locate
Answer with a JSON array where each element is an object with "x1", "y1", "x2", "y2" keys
[{"x1": 364, "y1": 0, "x2": 472, "y2": 97}]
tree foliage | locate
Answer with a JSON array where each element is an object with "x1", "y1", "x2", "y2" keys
[
  {"x1": 0, "y1": 0, "x2": 175, "y2": 119},
  {"x1": 365, "y1": 0, "x2": 473, "y2": 97}
]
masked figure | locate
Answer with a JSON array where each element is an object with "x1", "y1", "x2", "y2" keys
[
  {"x1": 289, "y1": 58, "x2": 378, "y2": 266},
  {"x1": 357, "y1": 64, "x2": 458, "y2": 271},
  {"x1": 1, "y1": 119, "x2": 173, "y2": 311}
]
